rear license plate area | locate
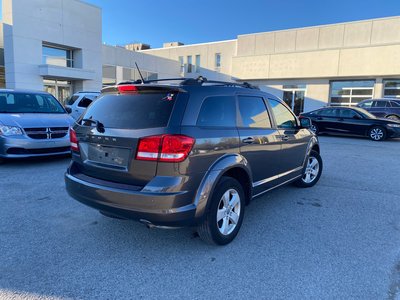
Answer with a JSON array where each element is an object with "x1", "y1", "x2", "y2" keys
[{"x1": 88, "y1": 144, "x2": 130, "y2": 167}]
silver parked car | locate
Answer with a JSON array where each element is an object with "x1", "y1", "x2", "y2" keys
[{"x1": 0, "y1": 89, "x2": 74, "y2": 163}]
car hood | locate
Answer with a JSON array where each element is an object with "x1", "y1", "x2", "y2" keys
[{"x1": 0, "y1": 113, "x2": 74, "y2": 128}]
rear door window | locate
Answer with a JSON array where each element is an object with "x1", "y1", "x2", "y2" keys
[
  {"x1": 320, "y1": 108, "x2": 339, "y2": 117},
  {"x1": 373, "y1": 101, "x2": 388, "y2": 108},
  {"x1": 238, "y1": 96, "x2": 271, "y2": 128},
  {"x1": 78, "y1": 97, "x2": 94, "y2": 108},
  {"x1": 197, "y1": 96, "x2": 236, "y2": 127},
  {"x1": 82, "y1": 92, "x2": 177, "y2": 129}
]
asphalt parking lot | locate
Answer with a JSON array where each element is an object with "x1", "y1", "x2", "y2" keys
[{"x1": 1, "y1": 136, "x2": 400, "y2": 299}]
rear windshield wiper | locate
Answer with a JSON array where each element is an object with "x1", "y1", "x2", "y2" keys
[{"x1": 81, "y1": 118, "x2": 105, "y2": 133}]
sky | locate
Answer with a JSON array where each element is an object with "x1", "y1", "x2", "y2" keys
[{"x1": 2, "y1": 0, "x2": 400, "y2": 48}]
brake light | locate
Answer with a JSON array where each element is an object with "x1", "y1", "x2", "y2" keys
[
  {"x1": 136, "y1": 135, "x2": 195, "y2": 162},
  {"x1": 118, "y1": 85, "x2": 138, "y2": 93},
  {"x1": 69, "y1": 128, "x2": 79, "y2": 152}
]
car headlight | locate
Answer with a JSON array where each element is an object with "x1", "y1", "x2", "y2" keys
[
  {"x1": 0, "y1": 125, "x2": 23, "y2": 136},
  {"x1": 387, "y1": 123, "x2": 400, "y2": 128}
]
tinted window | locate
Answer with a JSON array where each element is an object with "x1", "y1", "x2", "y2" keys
[
  {"x1": 238, "y1": 96, "x2": 271, "y2": 128},
  {"x1": 268, "y1": 99, "x2": 297, "y2": 129},
  {"x1": 358, "y1": 100, "x2": 373, "y2": 108},
  {"x1": 82, "y1": 92, "x2": 177, "y2": 129},
  {"x1": 340, "y1": 109, "x2": 359, "y2": 118},
  {"x1": 78, "y1": 97, "x2": 93, "y2": 108},
  {"x1": 66, "y1": 95, "x2": 79, "y2": 105},
  {"x1": 391, "y1": 101, "x2": 400, "y2": 107},
  {"x1": 197, "y1": 96, "x2": 236, "y2": 127},
  {"x1": 320, "y1": 108, "x2": 339, "y2": 117},
  {"x1": 0, "y1": 92, "x2": 65, "y2": 114},
  {"x1": 373, "y1": 101, "x2": 387, "y2": 108}
]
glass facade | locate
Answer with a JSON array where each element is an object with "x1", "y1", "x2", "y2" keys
[
  {"x1": 215, "y1": 53, "x2": 221, "y2": 68},
  {"x1": 195, "y1": 55, "x2": 201, "y2": 73},
  {"x1": 187, "y1": 56, "x2": 193, "y2": 73},
  {"x1": 102, "y1": 65, "x2": 117, "y2": 86},
  {"x1": 282, "y1": 84, "x2": 306, "y2": 115},
  {"x1": 383, "y1": 79, "x2": 400, "y2": 98},
  {"x1": 43, "y1": 79, "x2": 72, "y2": 104},
  {"x1": 102, "y1": 65, "x2": 157, "y2": 86},
  {"x1": 330, "y1": 80, "x2": 375, "y2": 106},
  {"x1": 42, "y1": 45, "x2": 74, "y2": 68}
]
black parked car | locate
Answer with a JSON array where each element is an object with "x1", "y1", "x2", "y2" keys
[
  {"x1": 357, "y1": 98, "x2": 400, "y2": 121},
  {"x1": 65, "y1": 77, "x2": 322, "y2": 245},
  {"x1": 300, "y1": 106, "x2": 400, "y2": 141}
]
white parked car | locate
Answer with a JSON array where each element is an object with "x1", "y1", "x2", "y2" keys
[{"x1": 65, "y1": 91, "x2": 100, "y2": 120}]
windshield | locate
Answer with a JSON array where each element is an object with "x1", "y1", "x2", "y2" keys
[
  {"x1": 352, "y1": 107, "x2": 377, "y2": 119},
  {"x1": 0, "y1": 92, "x2": 66, "y2": 114}
]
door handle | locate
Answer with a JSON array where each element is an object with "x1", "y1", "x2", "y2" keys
[
  {"x1": 317, "y1": 117, "x2": 323, "y2": 120},
  {"x1": 281, "y1": 135, "x2": 289, "y2": 141},
  {"x1": 242, "y1": 137, "x2": 255, "y2": 144}
]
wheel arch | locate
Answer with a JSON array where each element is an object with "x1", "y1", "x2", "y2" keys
[{"x1": 193, "y1": 154, "x2": 253, "y2": 220}]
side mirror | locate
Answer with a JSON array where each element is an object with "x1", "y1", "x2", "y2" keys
[
  {"x1": 300, "y1": 117, "x2": 312, "y2": 128},
  {"x1": 65, "y1": 107, "x2": 72, "y2": 114}
]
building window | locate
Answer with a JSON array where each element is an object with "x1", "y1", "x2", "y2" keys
[
  {"x1": 178, "y1": 56, "x2": 184, "y2": 75},
  {"x1": 42, "y1": 44, "x2": 74, "y2": 68},
  {"x1": 215, "y1": 53, "x2": 221, "y2": 69},
  {"x1": 195, "y1": 55, "x2": 201, "y2": 73},
  {"x1": 383, "y1": 79, "x2": 400, "y2": 98},
  {"x1": 330, "y1": 80, "x2": 375, "y2": 106},
  {"x1": 187, "y1": 56, "x2": 193, "y2": 73},
  {"x1": 102, "y1": 65, "x2": 117, "y2": 86},
  {"x1": 282, "y1": 84, "x2": 306, "y2": 115}
]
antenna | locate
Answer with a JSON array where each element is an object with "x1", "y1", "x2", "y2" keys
[{"x1": 135, "y1": 62, "x2": 145, "y2": 83}]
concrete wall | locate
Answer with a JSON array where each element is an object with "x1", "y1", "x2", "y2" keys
[
  {"x1": 2, "y1": 0, "x2": 102, "y2": 91},
  {"x1": 140, "y1": 40, "x2": 237, "y2": 81},
  {"x1": 233, "y1": 17, "x2": 400, "y2": 80},
  {"x1": 102, "y1": 45, "x2": 181, "y2": 82}
]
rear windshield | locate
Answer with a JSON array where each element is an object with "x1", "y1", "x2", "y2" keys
[
  {"x1": 0, "y1": 92, "x2": 65, "y2": 114},
  {"x1": 81, "y1": 92, "x2": 177, "y2": 129}
]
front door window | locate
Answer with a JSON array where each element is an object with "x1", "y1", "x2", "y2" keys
[{"x1": 282, "y1": 85, "x2": 306, "y2": 116}]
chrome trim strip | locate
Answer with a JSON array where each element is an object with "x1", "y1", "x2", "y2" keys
[
  {"x1": 252, "y1": 166, "x2": 303, "y2": 188},
  {"x1": 252, "y1": 175, "x2": 302, "y2": 198}
]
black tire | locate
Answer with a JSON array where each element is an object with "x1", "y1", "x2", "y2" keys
[
  {"x1": 368, "y1": 126, "x2": 386, "y2": 141},
  {"x1": 386, "y1": 115, "x2": 400, "y2": 122},
  {"x1": 197, "y1": 177, "x2": 245, "y2": 245},
  {"x1": 294, "y1": 150, "x2": 323, "y2": 188}
]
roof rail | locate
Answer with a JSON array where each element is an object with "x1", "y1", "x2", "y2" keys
[{"x1": 117, "y1": 76, "x2": 259, "y2": 90}]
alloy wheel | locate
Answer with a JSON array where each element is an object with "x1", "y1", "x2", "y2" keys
[
  {"x1": 370, "y1": 128, "x2": 384, "y2": 141},
  {"x1": 302, "y1": 157, "x2": 320, "y2": 184},
  {"x1": 216, "y1": 189, "x2": 241, "y2": 236}
]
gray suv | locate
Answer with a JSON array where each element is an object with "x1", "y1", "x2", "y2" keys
[{"x1": 65, "y1": 78, "x2": 322, "y2": 245}]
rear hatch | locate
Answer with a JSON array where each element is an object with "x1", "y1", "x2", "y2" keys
[{"x1": 70, "y1": 85, "x2": 186, "y2": 187}]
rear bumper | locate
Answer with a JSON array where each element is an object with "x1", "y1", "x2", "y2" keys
[
  {"x1": 0, "y1": 135, "x2": 70, "y2": 158},
  {"x1": 65, "y1": 171, "x2": 200, "y2": 227}
]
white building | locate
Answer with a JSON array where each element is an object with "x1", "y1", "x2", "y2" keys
[{"x1": 1, "y1": 0, "x2": 400, "y2": 114}]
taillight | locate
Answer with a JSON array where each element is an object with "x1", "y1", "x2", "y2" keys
[
  {"x1": 136, "y1": 136, "x2": 162, "y2": 161},
  {"x1": 69, "y1": 128, "x2": 79, "y2": 152},
  {"x1": 118, "y1": 84, "x2": 138, "y2": 94},
  {"x1": 136, "y1": 135, "x2": 195, "y2": 163}
]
